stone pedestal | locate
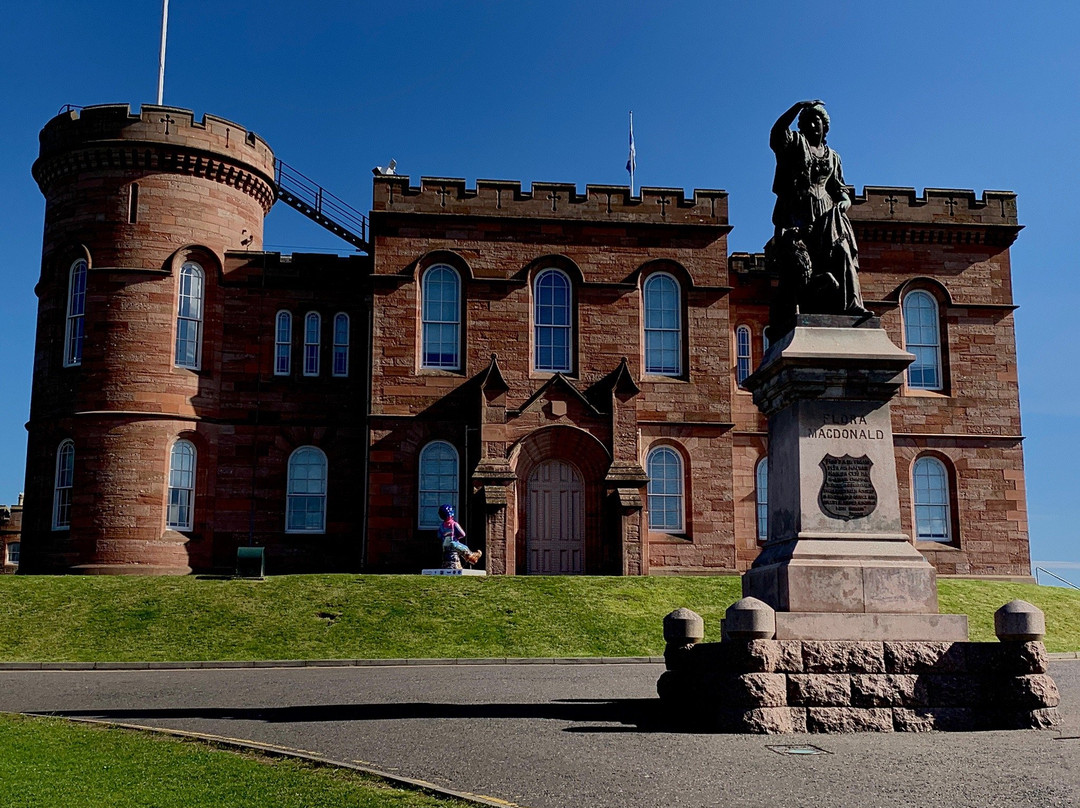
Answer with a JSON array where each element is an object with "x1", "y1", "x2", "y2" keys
[{"x1": 741, "y1": 315, "x2": 963, "y2": 641}]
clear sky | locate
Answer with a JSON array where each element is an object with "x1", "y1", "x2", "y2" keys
[{"x1": 1, "y1": 2, "x2": 1077, "y2": 578}]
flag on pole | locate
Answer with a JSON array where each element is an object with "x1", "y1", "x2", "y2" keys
[{"x1": 626, "y1": 111, "x2": 636, "y2": 195}]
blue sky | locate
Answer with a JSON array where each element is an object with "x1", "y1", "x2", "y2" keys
[{"x1": 1, "y1": 2, "x2": 1077, "y2": 578}]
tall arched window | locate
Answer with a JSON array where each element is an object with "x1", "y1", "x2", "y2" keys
[
  {"x1": 755, "y1": 456, "x2": 769, "y2": 542},
  {"x1": 643, "y1": 273, "x2": 682, "y2": 376},
  {"x1": 903, "y1": 290, "x2": 942, "y2": 390},
  {"x1": 166, "y1": 440, "x2": 196, "y2": 531},
  {"x1": 735, "y1": 325, "x2": 752, "y2": 386},
  {"x1": 303, "y1": 312, "x2": 321, "y2": 376},
  {"x1": 913, "y1": 456, "x2": 952, "y2": 542},
  {"x1": 53, "y1": 440, "x2": 75, "y2": 530},
  {"x1": 332, "y1": 313, "x2": 350, "y2": 377},
  {"x1": 175, "y1": 261, "x2": 204, "y2": 369},
  {"x1": 647, "y1": 446, "x2": 684, "y2": 532},
  {"x1": 421, "y1": 265, "x2": 461, "y2": 370},
  {"x1": 287, "y1": 447, "x2": 328, "y2": 533},
  {"x1": 534, "y1": 269, "x2": 572, "y2": 372},
  {"x1": 64, "y1": 259, "x2": 88, "y2": 367},
  {"x1": 418, "y1": 441, "x2": 459, "y2": 528},
  {"x1": 274, "y1": 311, "x2": 292, "y2": 376}
]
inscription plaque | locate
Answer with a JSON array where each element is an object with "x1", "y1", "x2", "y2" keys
[{"x1": 818, "y1": 454, "x2": 877, "y2": 520}]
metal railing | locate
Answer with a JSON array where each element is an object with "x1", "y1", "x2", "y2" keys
[
  {"x1": 274, "y1": 159, "x2": 370, "y2": 251},
  {"x1": 1034, "y1": 567, "x2": 1080, "y2": 590}
]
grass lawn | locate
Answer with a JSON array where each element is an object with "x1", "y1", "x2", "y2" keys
[
  {"x1": 0, "y1": 574, "x2": 1077, "y2": 662},
  {"x1": 0, "y1": 713, "x2": 471, "y2": 808}
]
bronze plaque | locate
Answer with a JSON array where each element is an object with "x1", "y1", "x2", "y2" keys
[{"x1": 818, "y1": 454, "x2": 877, "y2": 521}]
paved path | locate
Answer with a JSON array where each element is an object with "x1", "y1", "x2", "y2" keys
[{"x1": 2, "y1": 661, "x2": 1078, "y2": 808}]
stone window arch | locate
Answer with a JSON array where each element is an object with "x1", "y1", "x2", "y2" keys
[{"x1": 643, "y1": 272, "x2": 683, "y2": 376}]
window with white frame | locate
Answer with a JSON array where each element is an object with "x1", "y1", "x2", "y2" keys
[
  {"x1": 418, "y1": 441, "x2": 459, "y2": 529},
  {"x1": 421, "y1": 265, "x2": 461, "y2": 370},
  {"x1": 166, "y1": 440, "x2": 196, "y2": 531},
  {"x1": 53, "y1": 439, "x2": 74, "y2": 530},
  {"x1": 64, "y1": 258, "x2": 87, "y2": 367},
  {"x1": 643, "y1": 272, "x2": 682, "y2": 376},
  {"x1": 6, "y1": 543, "x2": 18, "y2": 566},
  {"x1": 175, "y1": 261, "x2": 204, "y2": 369},
  {"x1": 735, "y1": 325, "x2": 752, "y2": 386},
  {"x1": 332, "y1": 313, "x2": 349, "y2": 377},
  {"x1": 274, "y1": 311, "x2": 292, "y2": 376},
  {"x1": 286, "y1": 446, "x2": 328, "y2": 533},
  {"x1": 534, "y1": 269, "x2": 572, "y2": 373},
  {"x1": 303, "y1": 312, "x2": 321, "y2": 376},
  {"x1": 647, "y1": 446, "x2": 684, "y2": 532},
  {"x1": 903, "y1": 290, "x2": 942, "y2": 390},
  {"x1": 755, "y1": 456, "x2": 769, "y2": 542},
  {"x1": 913, "y1": 456, "x2": 952, "y2": 542}
]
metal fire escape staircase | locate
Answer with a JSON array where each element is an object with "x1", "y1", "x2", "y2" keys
[{"x1": 274, "y1": 159, "x2": 371, "y2": 252}]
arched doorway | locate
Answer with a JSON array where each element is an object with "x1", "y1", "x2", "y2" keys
[{"x1": 526, "y1": 459, "x2": 584, "y2": 574}]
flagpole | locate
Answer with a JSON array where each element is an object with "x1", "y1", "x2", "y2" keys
[
  {"x1": 157, "y1": 0, "x2": 169, "y2": 105},
  {"x1": 627, "y1": 111, "x2": 636, "y2": 196}
]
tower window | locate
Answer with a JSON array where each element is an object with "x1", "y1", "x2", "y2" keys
[
  {"x1": 643, "y1": 273, "x2": 682, "y2": 376},
  {"x1": 175, "y1": 261, "x2": 204, "y2": 369},
  {"x1": 534, "y1": 269, "x2": 573, "y2": 373},
  {"x1": 64, "y1": 259, "x2": 88, "y2": 367}
]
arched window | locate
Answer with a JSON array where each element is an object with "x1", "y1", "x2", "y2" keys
[
  {"x1": 421, "y1": 265, "x2": 461, "y2": 370},
  {"x1": 647, "y1": 446, "x2": 684, "y2": 532},
  {"x1": 64, "y1": 259, "x2": 87, "y2": 367},
  {"x1": 534, "y1": 269, "x2": 572, "y2": 372},
  {"x1": 418, "y1": 441, "x2": 459, "y2": 529},
  {"x1": 735, "y1": 325, "x2": 752, "y2": 386},
  {"x1": 903, "y1": 291, "x2": 942, "y2": 390},
  {"x1": 913, "y1": 456, "x2": 952, "y2": 542},
  {"x1": 175, "y1": 261, "x2": 204, "y2": 369},
  {"x1": 332, "y1": 313, "x2": 350, "y2": 377},
  {"x1": 53, "y1": 440, "x2": 75, "y2": 530},
  {"x1": 287, "y1": 447, "x2": 328, "y2": 533},
  {"x1": 166, "y1": 440, "x2": 196, "y2": 531},
  {"x1": 274, "y1": 311, "x2": 292, "y2": 376},
  {"x1": 303, "y1": 312, "x2": 321, "y2": 376},
  {"x1": 755, "y1": 456, "x2": 769, "y2": 542},
  {"x1": 643, "y1": 272, "x2": 682, "y2": 376}
]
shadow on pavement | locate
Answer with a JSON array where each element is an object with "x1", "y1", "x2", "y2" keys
[{"x1": 35, "y1": 697, "x2": 687, "y2": 732}]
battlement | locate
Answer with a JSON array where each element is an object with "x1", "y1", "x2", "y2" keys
[
  {"x1": 34, "y1": 104, "x2": 276, "y2": 211},
  {"x1": 849, "y1": 186, "x2": 1018, "y2": 226},
  {"x1": 372, "y1": 175, "x2": 728, "y2": 226}
]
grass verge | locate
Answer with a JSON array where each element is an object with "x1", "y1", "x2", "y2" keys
[
  {"x1": 0, "y1": 574, "x2": 1076, "y2": 661},
  {"x1": 0, "y1": 713, "x2": 471, "y2": 808}
]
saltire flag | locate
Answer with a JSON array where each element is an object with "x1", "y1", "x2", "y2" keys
[{"x1": 626, "y1": 111, "x2": 636, "y2": 193}]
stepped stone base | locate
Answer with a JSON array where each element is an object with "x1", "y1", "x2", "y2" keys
[
  {"x1": 769, "y1": 612, "x2": 968, "y2": 641},
  {"x1": 658, "y1": 639, "x2": 1060, "y2": 733}
]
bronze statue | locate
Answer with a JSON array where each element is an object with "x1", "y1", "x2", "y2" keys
[{"x1": 766, "y1": 100, "x2": 870, "y2": 333}]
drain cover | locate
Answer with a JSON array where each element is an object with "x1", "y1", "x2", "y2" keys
[{"x1": 767, "y1": 744, "x2": 830, "y2": 756}]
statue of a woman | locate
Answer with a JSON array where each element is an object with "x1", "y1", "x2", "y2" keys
[{"x1": 767, "y1": 100, "x2": 869, "y2": 332}]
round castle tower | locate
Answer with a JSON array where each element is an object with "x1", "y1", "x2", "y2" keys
[{"x1": 23, "y1": 104, "x2": 275, "y2": 573}]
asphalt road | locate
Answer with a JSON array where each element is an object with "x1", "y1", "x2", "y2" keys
[{"x1": 2, "y1": 661, "x2": 1078, "y2": 808}]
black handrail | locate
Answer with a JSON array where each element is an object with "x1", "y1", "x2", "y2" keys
[{"x1": 274, "y1": 158, "x2": 369, "y2": 250}]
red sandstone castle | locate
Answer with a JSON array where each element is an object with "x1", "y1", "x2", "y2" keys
[{"x1": 18, "y1": 104, "x2": 1032, "y2": 578}]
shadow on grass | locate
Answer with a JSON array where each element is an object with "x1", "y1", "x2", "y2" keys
[{"x1": 37, "y1": 698, "x2": 694, "y2": 733}]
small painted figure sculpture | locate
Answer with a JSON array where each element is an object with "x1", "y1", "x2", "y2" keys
[
  {"x1": 437, "y1": 504, "x2": 482, "y2": 570},
  {"x1": 766, "y1": 100, "x2": 870, "y2": 334}
]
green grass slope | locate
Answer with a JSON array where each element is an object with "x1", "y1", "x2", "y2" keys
[
  {"x1": 0, "y1": 713, "x2": 470, "y2": 808},
  {"x1": 0, "y1": 574, "x2": 1076, "y2": 662}
]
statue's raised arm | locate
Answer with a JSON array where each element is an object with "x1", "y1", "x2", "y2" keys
[{"x1": 765, "y1": 100, "x2": 869, "y2": 334}]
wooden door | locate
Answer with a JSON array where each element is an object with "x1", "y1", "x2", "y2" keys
[{"x1": 526, "y1": 460, "x2": 584, "y2": 574}]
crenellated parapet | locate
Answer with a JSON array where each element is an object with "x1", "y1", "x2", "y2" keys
[
  {"x1": 33, "y1": 104, "x2": 277, "y2": 212},
  {"x1": 373, "y1": 175, "x2": 728, "y2": 226},
  {"x1": 846, "y1": 187, "x2": 1021, "y2": 247},
  {"x1": 849, "y1": 186, "x2": 1018, "y2": 225}
]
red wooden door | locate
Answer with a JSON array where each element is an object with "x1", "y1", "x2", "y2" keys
[{"x1": 526, "y1": 460, "x2": 584, "y2": 574}]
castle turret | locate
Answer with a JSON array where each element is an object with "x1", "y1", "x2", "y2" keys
[{"x1": 23, "y1": 104, "x2": 275, "y2": 573}]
